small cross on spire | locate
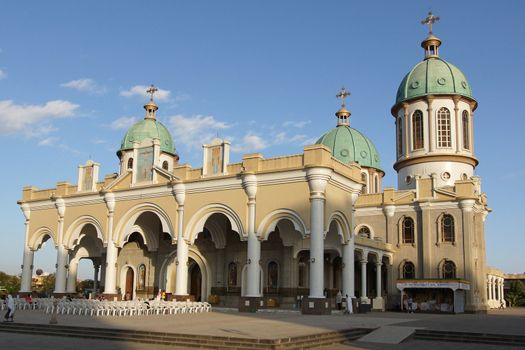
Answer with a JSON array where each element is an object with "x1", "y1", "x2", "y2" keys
[
  {"x1": 421, "y1": 11, "x2": 440, "y2": 35},
  {"x1": 146, "y1": 84, "x2": 158, "y2": 102},
  {"x1": 336, "y1": 87, "x2": 351, "y2": 108}
]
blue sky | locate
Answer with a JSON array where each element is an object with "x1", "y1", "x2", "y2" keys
[{"x1": 0, "y1": 1, "x2": 523, "y2": 279}]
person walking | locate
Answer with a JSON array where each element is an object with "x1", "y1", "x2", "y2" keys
[{"x1": 4, "y1": 294, "x2": 15, "y2": 322}]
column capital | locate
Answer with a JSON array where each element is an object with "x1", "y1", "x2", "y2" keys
[
  {"x1": 54, "y1": 198, "x2": 66, "y2": 218},
  {"x1": 241, "y1": 173, "x2": 257, "y2": 201},
  {"x1": 20, "y1": 203, "x2": 31, "y2": 221},
  {"x1": 459, "y1": 199, "x2": 476, "y2": 212},
  {"x1": 306, "y1": 167, "x2": 332, "y2": 199},
  {"x1": 172, "y1": 182, "x2": 186, "y2": 206},
  {"x1": 104, "y1": 192, "x2": 116, "y2": 213},
  {"x1": 382, "y1": 205, "x2": 396, "y2": 218}
]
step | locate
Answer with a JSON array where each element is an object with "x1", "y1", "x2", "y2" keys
[
  {"x1": 0, "y1": 323, "x2": 373, "y2": 350},
  {"x1": 414, "y1": 329, "x2": 525, "y2": 346}
]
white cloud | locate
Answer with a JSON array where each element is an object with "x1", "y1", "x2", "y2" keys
[
  {"x1": 110, "y1": 116, "x2": 138, "y2": 130},
  {"x1": 0, "y1": 69, "x2": 6, "y2": 80},
  {"x1": 283, "y1": 120, "x2": 311, "y2": 128},
  {"x1": 231, "y1": 133, "x2": 268, "y2": 153},
  {"x1": 0, "y1": 100, "x2": 79, "y2": 135},
  {"x1": 168, "y1": 114, "x2": 230, "y2": 150},
  {"x1": 120, "y1": 85, "x2": 171, "y2": 101},
  {"x1": 61, "y1": 78, "x2": 106, "y2": 94},
  {"x1": 38, "y1": 137, "x2": 59, "y2": 146}
]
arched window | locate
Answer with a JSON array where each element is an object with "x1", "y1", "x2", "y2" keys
[
  {"x1": 397, "y1": 117, "x2": 403, "y2": 156},
  {"x1": 402, "y1": 217, "x2": 415, "y2": 244},
  {"x1": 361, "y1": 172, "x2": 368, "y2": 194},
  {"x1": 462, "y1": 110, "x2": 470, "y2": 150},
  {"x1": 442, "y1": 260, "x2": 456, "y2": 279},
  {"x1": 137, "y1": 264, "x2": 146, "y2": 290},
  {"x1": 441, "y1": 214, "x2": 455, "y2": 242},
  {"x1": 127, "y1": 157, "x2": 134, "y2": 170},
  {"x1": 162, "y1": 160, "x2": 169, "y2": 170},
  {"x1": 412, "y1": 110, "x2": 424, "y2": 150},
  {"x1": 228, "y1": 262, "x2": 237, "y2": 287},
  {"x1": 358, "y1": 226, "x2": 371, "y2": 238},
  {"x1": 437, "y1": 107, "x2": 452, "y2": 148},
  {"x1": 267, "y1": 261, "x2": 278, "y2": 288},
  {"x1": 402, "y1": 261, "x2": 415, "y2": 279},
  {"x1": 374, "y1": 174, "x2": 379, "y2": 193}
]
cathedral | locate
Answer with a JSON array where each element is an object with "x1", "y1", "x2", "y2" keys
[{"x1": 17, "y1": 14, "x2": 501, "y2": 314}]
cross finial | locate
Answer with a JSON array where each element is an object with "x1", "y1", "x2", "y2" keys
[
  {"x1": 146, "y1": 84, "x2": 158, "y2": 102},
  {"x1": 336, "y1": 87, "x2": 351, "y2": 108},
  {"x1": 421, "y1": 11, "x2": 440, "y2": 35}
]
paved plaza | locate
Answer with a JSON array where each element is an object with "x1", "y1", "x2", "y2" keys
[{"x1": 2, "y1": 308, "x2": 525, "y2": 349}]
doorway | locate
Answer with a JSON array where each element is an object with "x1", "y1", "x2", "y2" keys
[
  {"x1": 125, "y1": 267, "x2": 134, "y2": 300},
  {"x1": 189, "y1": 261, "x2": 202, "y2": 301}
]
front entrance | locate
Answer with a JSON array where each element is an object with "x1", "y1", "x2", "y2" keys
[
  {"x1": 125, "y1": 267, "x2": 134, "y2": 300},
  {"x1": 189, "y1": 260, "x2": 202, "y2": 301}
]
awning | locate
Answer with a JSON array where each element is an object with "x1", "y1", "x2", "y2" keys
[{"x1": 397, "y1": 279, "x2": 470, "y2": 291}]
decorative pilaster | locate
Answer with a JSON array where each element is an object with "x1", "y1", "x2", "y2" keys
[
  {"x1": 453, "y1": 96, "x2": 461, "y2": 153},
  {"x1": 54, "y1": 198, "x2": 68, "y2": 294},
  {"x1": 173, "y1": 183, "x2": 189, "y2": 297},
  {"x1": 427, "y1": 96, "x2": 435, "y2": 152},
  {"x1": 383, "y1": 205, "x2": 395, "y2": 244},
  {"x1": 103, "y1": 192, "x2": 118, "y2": 296},
  {"x1": 360, "y1": 252, "x2": 369, "y2": 303},
  {"x1": 460, "y1": 199, "x2": 477, "y2": 311},
  {"x1": 20, "y1": 203, "x2": 34, "y2": 293}
]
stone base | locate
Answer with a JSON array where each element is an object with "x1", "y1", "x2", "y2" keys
[
  {"x1": 171, "y1": 295, "x2": 195, "y2": 302},
  {"x1": 372, "y1": 297, "x2": 384, "y2": 311},
  {"x1": 101, "y1": 293, "x2": 121, "y2": 301},
  {"x1": 239, "y1": 296, "x2": 264, "y2": 312},
  {"x1": 301, "y1": 297, "x2": 331, "y2": 315}
]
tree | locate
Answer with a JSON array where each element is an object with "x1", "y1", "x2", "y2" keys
[
  {"x1": 506, "y1": 280, "x2": 525, "y2": 307},
  {"x1": 0, "y1": 271, "x2": 21, "y2": 294}
]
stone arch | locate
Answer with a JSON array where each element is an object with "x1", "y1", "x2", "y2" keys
[
  {"x1": 114, "y1": 203, "x2": 175, "y2": 250},
  {"x1": 64, "y1": 215, "x2": 105, "y2": 249},
  {"x1": 185, "y1": 204, "x2": 244, "y2": 244},
  {"x1": 121, "y1": 225, "x2": 157, "y2": 252},
  {"x1": 203, "y1": 220, "x2": 226, "y2": 249},
  {"x1": 326, "y1": 211, "x2": 351, "y2": 243},
  {"x1": 257, "y1": 209, "x2": 308, "y2": 241},
  {"x1": 119, "y1": 264, "x2": 137, "y2": 300},
  {"x1": 354, "y1": 223, "x2": 375, "y2": 239},
  {"x1": 28, "y1": 226, "x2": 56, "y2": 250},
  {"x1": 188, "y1": 247, "x2": 212, "y2": 301}
]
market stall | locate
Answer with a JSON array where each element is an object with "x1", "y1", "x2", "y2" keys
[{"x1": 397, "y1": 279, "x2": 470, "y2": 313}]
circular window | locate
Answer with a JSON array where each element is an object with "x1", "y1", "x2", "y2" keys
[
  {"x1": 360, "y1": 150, "x2": 368, "y2": 158},
  {"x1": 461, "y1": 173, "x2": 468, "y2": 180},
  {"x1": 441, "y1": 172, "x2": 451, "y2": 180},
  {"x1": 340, "y1": 149, "x2": 349, "y2": 157},
  {"x1": 461, "y1": 81, "x2": 468, "y2": 89},
  {"x1": 437, "y1": 77, "x2": 446, "y2": 85},
  {"x1": 405, "y1": 175, "x2": 412, "y2": 184},
  {"x1": 411, "y1": 81, "x2": 420, "y2": 89}
]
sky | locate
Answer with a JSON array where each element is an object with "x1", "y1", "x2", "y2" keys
[{"x1": 0, "y1": 1, "x2": 524, "y2": 279}]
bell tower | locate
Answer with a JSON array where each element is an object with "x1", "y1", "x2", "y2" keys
[{"x1": 391, "y1": 12, "x2": 478, "y2": 190}]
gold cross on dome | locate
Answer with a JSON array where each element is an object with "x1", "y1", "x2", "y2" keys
[
  {"x1": 146, "y1": 84, "x2": 158, "y2": 101},
  {"x1": 336, "y1": 87, "x2": 351, "y2": 107},
  {"x1": 421, "y1": 11, "x2": 440, "y2": 34}
]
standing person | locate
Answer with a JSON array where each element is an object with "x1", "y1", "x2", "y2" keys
[
  {"x1": 4, "y1": 294, "x2": 15, "y2": 322},
  {"x1": 345, "y1": 294, "x2": 353, "y2": 314},
  {"x1": 403, "y1": 294, "x2": 409, "y2": 313},
  {"x1": 336, "y1": 291, "x2": 342, "y2": 310}
]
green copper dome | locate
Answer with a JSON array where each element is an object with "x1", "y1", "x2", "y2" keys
[
  {"x1": 395, "y1": 57, "x2": 474, "y2": 105},
  {"x1": 316, "y1": 125, "x2": 382, "y2": 170},
  {"x1": 118, "y1": 118, "x2": 176, "y2": 156}
]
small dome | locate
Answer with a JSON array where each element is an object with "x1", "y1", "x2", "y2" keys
[
  {"x1": 118, "y1": 118, "x2": 176, "y2": 156},
  {"x1": 395, "y1": 57, "x2": 475, "y2": 105},
  {"x1": 316, "y1": 125, "x2": 382, "y2": 170}
]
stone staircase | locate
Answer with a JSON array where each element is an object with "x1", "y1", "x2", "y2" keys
[
  {"x1": 0, "y1": 322, "x2": 372, "y2": 350},
  {"x1": 414, "y1": 329, "x2": 525, "y2": 347}
]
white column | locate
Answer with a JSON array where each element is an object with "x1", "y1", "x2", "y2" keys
[
  {"x1": 174, "y1": 183, "x2": 189, "y2": 296},
  {"x1": 93, "y1": 263, "x2": 100, "y2": 292},
  {"x1": 306, "y1": 168, "x2": 331, "y2": 299},
  {"x1": 66, "y1": 259, "x2": 78, "y2": 293},
  {"x1": 243, "y1": 173, "x2": 261, "y2": 297},
  {"x1": 360, "y1": 251, "x2": 368, "y2": 301},
  {"x1": 54, "y1": 198, "x2": 68, "y2": 293},
  {"x1": 491, "y1": 277, "x2": 496, "y2": 303},
  {"x1": 103, "y1": 193, "x2": 118, "y2": 295},
  {"x1": 375, "y1": 261, "x2": 382, "y2": 298},
  {"x1": 342, "y1": 241, "x2": 355, "y2": 299},
  {"x1": 487, "y1": 278, "x2": 492, "y2": 301},
  {"x1": 20, "y1": 204, "x2": 33, "y2": 293},
  {"x1": 499, "y1": 279, "x2": 504, "y2": 302}
]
